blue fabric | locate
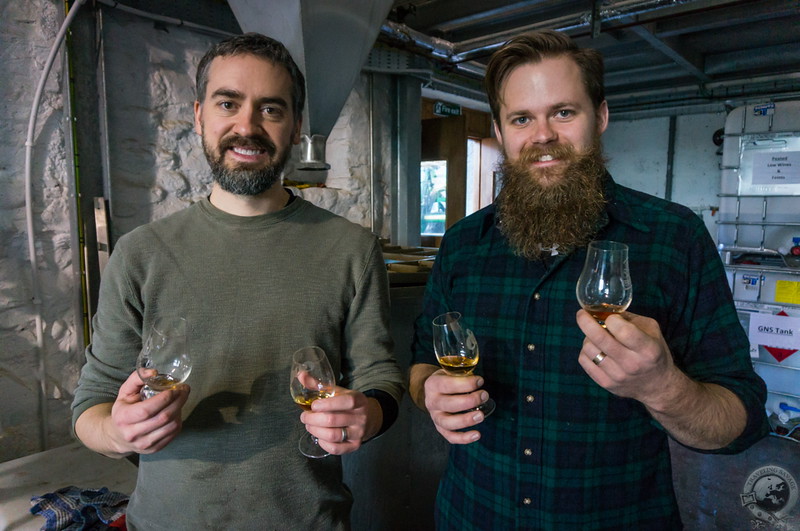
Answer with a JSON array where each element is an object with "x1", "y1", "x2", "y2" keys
[{"x1": 30, "y1": 486, "x2": 128, "y2": 531}]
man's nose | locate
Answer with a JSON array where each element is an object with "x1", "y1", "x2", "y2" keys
[
  {"x1": 233, "y1": 106, "x2": 262, "y2": 136},
  {"x1": 528, "y1": 119, "x2": 557, "y2": 144}
]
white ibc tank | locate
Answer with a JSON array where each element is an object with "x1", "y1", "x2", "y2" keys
[{"x1": 718, "y1": 101, "x2": 800, "y2": 442}]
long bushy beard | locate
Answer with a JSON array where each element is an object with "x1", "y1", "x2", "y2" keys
[
  {"x1": 203, "y1": 132, "x2": 290, "y2": 196},
  {"x1": 496, "y1": 139, "x2": 607, "y2": 260}
]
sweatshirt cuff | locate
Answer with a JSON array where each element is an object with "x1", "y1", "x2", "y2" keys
[{"x1": 363, "y1": 389, "x2": 399, "y2": 439}]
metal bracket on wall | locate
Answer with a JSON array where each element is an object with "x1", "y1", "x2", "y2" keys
[{"x1": 94, "y1": 197, "x2": 111, "y2": 276}]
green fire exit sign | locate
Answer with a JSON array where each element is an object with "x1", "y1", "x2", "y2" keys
[{"x1": 433, "y1": 101, "x2": 462, "y2": 117}]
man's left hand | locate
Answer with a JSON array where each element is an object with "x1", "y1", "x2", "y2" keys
[
  {"x1": 299, "y1": 387, "x2": 381, "y2": 455},
  {"x1": 576, "y1": 309, "x2": 681, "y2": 406}
]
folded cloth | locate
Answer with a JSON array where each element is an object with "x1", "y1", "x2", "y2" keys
[{"x1": 30, "y1": 485, "x2": 129, "y2": 531}]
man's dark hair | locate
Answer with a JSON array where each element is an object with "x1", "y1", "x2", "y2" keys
[
  {"x1": 196, "y1": 32, "x2": 306, "y2": 120},
  {"x1": 484, "y1": 30, "x2": 605, "y2": 124}
]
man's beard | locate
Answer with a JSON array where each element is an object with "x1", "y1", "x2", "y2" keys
[
  {"x1": 203, "y1": 132, "x2": 290, "y2": 196},
  {"x1": 496, "y1": 138, "x2": 608, "y2": 261}
]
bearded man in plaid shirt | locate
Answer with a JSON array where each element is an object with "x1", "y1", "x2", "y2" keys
[{"x1": 410, "y1": 30, "x2": 768, "y2": 531}]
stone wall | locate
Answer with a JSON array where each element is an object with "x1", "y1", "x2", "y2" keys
[{"x1": 1, "y1": 0, "x2": 81, "y2": 461}]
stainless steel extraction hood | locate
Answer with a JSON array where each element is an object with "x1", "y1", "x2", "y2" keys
[{"x1": 227, "y1": 0, "x2": 393, "y2": 170}]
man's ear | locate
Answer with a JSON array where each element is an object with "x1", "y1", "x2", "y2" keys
[
  {"x1": 596, "y1": 100, "x2": 609, "y2": 135},
  {"x1": 493, "y1": 120, "x2": 504, "y2": 147},
  {"x1": 193, "y1": 101, "x2": 203, "y2": 135},
  {"x1": 292, "y1": 118, "x2": 303, "y2": 145}
]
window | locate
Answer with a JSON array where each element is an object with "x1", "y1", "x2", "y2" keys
[{"x1": 421, "y1": 160, "x2": 447, "y2": 236}]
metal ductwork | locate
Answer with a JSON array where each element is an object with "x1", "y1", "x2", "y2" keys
[
  {"x1": 227, "y1": 0, "x2": 393, "y2": 171},
  {"x1": 378, "y1": 0, "x2": 713, "y2": 75}
]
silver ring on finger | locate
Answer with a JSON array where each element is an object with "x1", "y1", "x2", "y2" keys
[
  {"x1": 341, "y1": 426, "x2": 348, "y2": 443},
  {"x1": 592, "y1": 352, "x2": 607, "y2": 365}
]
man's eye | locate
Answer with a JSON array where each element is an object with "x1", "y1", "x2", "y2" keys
[
  {"x1": 556, "y1": 109, "x2": 574, "y2": 118},
  {"x1": 262, "y1": 106, "x2": 281, "y2": 116},
  {"x1": 512, "y1": 116, "x2": 529, "y2": 125},
  {"x1": 219, "y1": 101, "x2": 234, "y2": 111}
]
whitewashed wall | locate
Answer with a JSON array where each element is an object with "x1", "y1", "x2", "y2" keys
[
  {"x1": 101, "y1": 8, "x2": 216, "y2": 240},
  {"x1": 0, "y1": 0, "x2": 80, "y2": 461}
]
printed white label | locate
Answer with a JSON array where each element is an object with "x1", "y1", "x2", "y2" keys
[{"x1": 752, "y1": 151, "x2": 800, "y2": 185}]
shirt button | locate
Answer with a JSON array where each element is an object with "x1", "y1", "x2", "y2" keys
[
  {"x1": 523, "y1": 448, "x2": 532, "y2": 456},
  {"x1": 523, "y1": 497, "x2": 532, "y2": 505},
  {"x1": 534, "y1": 293, "x2": 541, "y2": 300},
  {"x1": 526, "y1": 343, "x2": 535, "y2": 352},
  {"x1": 526, "y1": 395, "x2": 535, "y2": 403}
]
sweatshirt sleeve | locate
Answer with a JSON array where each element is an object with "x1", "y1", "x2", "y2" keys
[
  {"x1": 339, "y1": 237, "x2": 405, "y2": 407},
  {"x1": 71, "y1": 235, "x2": 143, "y2": 429}
]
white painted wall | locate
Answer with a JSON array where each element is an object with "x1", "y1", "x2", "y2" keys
[
  {"x1": 605, "y1": 112, "x2": 727, "y2": 242},
  {"x1": 605, "y1": 117, "x2": 671, "y2": 198}
]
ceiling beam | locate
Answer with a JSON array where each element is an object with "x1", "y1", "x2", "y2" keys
[{"x1": 625, "y1": 22, "x2": 711, "y2": 84}]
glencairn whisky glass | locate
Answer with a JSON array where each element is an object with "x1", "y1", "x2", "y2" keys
[
  {"x1": 432, "y1": 312, "x2": 495, "y2": 417},
  {"x1": 290, "y1": 346, "x2": 336, "y2": 458},
  {"x1": 576, "y1": 240, "x2": 633, "y2": 328},
  {"x1": 136, "y1": 317, "x2": 192, "y2": 400}
]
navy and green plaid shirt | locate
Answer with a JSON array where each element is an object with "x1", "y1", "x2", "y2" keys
[{"x1": 411, "y1": 175, "x2": 768, "y2": 530}]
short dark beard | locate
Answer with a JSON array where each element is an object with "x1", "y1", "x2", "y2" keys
[
  {"x1": 203, "y1": 132, "x2": 290, "y2": 196},
  {"x1": 496, "y1": 138, "x2": 607, "y2": 260}
]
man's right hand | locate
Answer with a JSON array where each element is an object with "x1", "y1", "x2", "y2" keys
[
  {"x1": 75, "y1": 370, "x2": 190, "y2": 458},
  {"x1": 410, "y1": 364, "x2": 488, "y2": 444}
]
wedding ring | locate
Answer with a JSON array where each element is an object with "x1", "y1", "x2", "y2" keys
[
  {"x1": 592, "y1": 352, "x2": 607, "y2": 365},
  {"x1": 341, "y1": 427, "x2": 348, "y2": 443}
]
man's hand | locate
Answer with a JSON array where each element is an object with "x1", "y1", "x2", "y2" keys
[
  {"x1": 75, "y1": 370, "x2": 190, "y2": 458},
  {"x1": 576, "y1": 309, "x2": 678, "y2": 405},
  {"x1": 575, "y1": 309, "x2": 747, "y2": 449},
  {"x1": 409, "y1": 364, "x2": 489, "y2": 445},
  {"x1": 299, "y1": 387, "x2": 383, "y2": 455}
]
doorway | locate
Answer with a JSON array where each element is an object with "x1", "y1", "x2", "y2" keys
[{"x1": 419, "y1": 100, "x2": 497, "y2": 246}]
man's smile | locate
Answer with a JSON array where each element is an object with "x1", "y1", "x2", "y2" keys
[
  {"x1": 231, "y1": 146, "x2": 264, "y2": 157},
  {"x1": 227, "y1": 145, "x2": 269, "y2": 164}
]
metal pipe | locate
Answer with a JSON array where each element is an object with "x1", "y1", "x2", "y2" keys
[
  {"x1": 369, "y1": 72, "x2": 375, "y2": 234},
  {"x1": 664, "y1": 116, "x2": 676, "y2": 201},
  {"x1": 96, "y1": 8, "x2": 114, "y2": 226}
]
